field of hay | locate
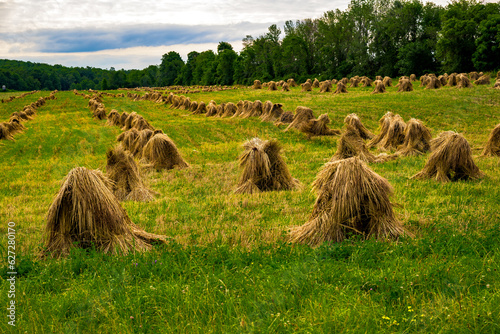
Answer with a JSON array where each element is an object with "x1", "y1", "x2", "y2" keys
[{"x1": 0, "y1": 81, "x2": 499, "y2": 333}]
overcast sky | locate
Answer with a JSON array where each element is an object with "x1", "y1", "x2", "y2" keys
[{"x1": 0, "y1": 0, "x2": 470, "y2": 70}]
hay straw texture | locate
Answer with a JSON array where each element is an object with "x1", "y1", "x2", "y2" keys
[
  {"x1": 260, "y1": 102, "x2": 283, "y2": 122},
  {"x1": 447, "y1": 73, "x2": 458, "y2": 87},
  {"x1": 494, "y1": 80, "x2": 500, "y2": 89},
  {"x1": 395, "y1": 118, "x2": 432, "y2": 157},
  {"x1": 130, "y1": 129, "x2": 154, "y2": 158},
  {"x1": 301, "y1": 82, "x2": 312, "y2": 92},
  {"x1": 281, "y1": 83, "x2": 290, "y2": 91},
  {"x1": 372, "y1": 80, "x2": 386, "y2": 94},
  {"x1": 334, "y1": 82, "x2": 348, "y2": 94},
  {"x1": 377, "y1": 115, "x2": 407, "y2": 151},
  {"x1": 234, "y1": 138, "x2": 300, "y2": 194},
  {"x1": 106, "y1": 146, "x2": 155, "y2": 202},
  {"x1": 397, "y1": 78, "x2": 413, "y2": 92},
  {"x1": 481, "y1": 123, "x2": 500, "y2": 156},
  {"x1": 253, "y1": 80, "x2": 262, "y2": 89},
  {"x1": 474, "y1": 75, "x2": 490, "y2": 85},
  {"x1": 332, "y1": 125, "x2": 391, "y2": 163},
  {"x1": 274, "y1": 111, "x2": 294, "y2": 126},
  {"x1": 412, "y1": 131, "x2": 484, "y2": 182},
  {"x1": 192, "y1": 101, "x2": 207, "y2": 115},
  {"x1": 344, "y1": 113, "x2": 373, "y2": 140},
  {"x1": 117, "y1": 128, "x2": 140, "y2": 151},
  {"x1": 289, "y1": 157, "x2": 405, "y2": 246},
  {"x1": 42, "y1": 167, "x2": 166, "y2": 258},
  {"x1": 268, "y1": 81, "x2": 278, "y2": 91},
  {"x1": 287, "y1": 78, "x2": 298, "y2": 87},
  {"x1": 457, "y1": 75, "x2": 473, "y2": 88},
  {"x1": 142, "y1": 133, "x2": 189, "y2": 170},
  {"x1": 0, "y1": 123, "x2": 14, "y2": 140},
  {"x1": 319, "y1": 80, "x2": 332, "y2": 93},
  {"x1": 299, "y1": 114, "x2": 341, "y2": 138},
  {"x1": 106, "y1": 109, "x2": 121, "y2": 126},
  {"x1": 367, "y1": 112, "x2": 394, "y2": 148},
  {"x1": 285, "y1": 107, "x2": 315, "y2": 131}
]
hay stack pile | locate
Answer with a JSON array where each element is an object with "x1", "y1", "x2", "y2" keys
[
  {"x1": 331, "y1": 125, "x2": 390, "y2": 163},
  {"x1": 395, "y1": 118, "x2": 432, "y2": 156},
  {"x1": 289, "y1": 157, "x2": 405, "y2": 246},
  {"x1": 142, "y1": 133, "x2": 189, "y2": 170},
  {"x1": 334, "y1": 82, "x2": 348, "y2": 94},
  {"x1": 252, "y1": 80, "x2": 262, "y2": 89},
  {"x1": 481, "y1": 124, "x2": 500, "y2": 156},
  {"x1": 234, "y1": 138, "x2": 300, "y2": 194},
  {"x1": 42, "y1": 167, "x2": 166, "y2": 258},
  {"x1": 412, "y1": 131, "x2": 483, "y2": 182},
  {"x1": 301, "y1": 82, "x2": 312, "y2": 92},
  {"x1": 372, "y1": 80, "x2": 386, "y2": 94},
  {"x1": 397, "y1": 78, "x2": 413, "y2": 92},
  {"x1": 474, "y1": 75, "x2": 490, "y2": 85},
  {"x1": 344, "y1": 113, "x2": 373, "y2": 140}
]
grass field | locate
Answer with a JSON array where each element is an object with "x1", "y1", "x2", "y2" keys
[{"x1": 0, "y1": 81, "x2": 499, "y2": 333}]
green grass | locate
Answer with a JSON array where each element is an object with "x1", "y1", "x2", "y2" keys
[{"x1": 1, "y1": 82, "x2": 499, "y2": 333}]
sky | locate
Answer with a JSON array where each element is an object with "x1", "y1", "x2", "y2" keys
[{"x1": 0, "y1": 0, "x2": 473, "y2": 70}]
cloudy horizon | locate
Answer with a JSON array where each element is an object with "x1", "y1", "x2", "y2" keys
[{"x1": 0, "y1": 0, "x2": 481, "y2": 70}]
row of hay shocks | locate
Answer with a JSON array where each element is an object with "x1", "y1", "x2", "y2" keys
[
  {"x1": 49, "y1": 83, "x2": 500, "y2": 255},
  {"x1": 40, "y1": 91, "x2": 196, "y2": 257},
  {"x1": 252, "y1": 70, "x2": 500, "y2": 94},
  {"x1": 120, "y1": 84, "x2": 239, "y2": 97},
  {"x1": 0, "y1": 91, "x2": 57, "y2": 140},
  {"x1": 0, "y1": 90, "x2": 40, "y2": 103}
]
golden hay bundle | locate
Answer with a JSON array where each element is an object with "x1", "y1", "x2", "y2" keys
[
  {"x1": 343, "y1": 113, "x2": 373, "y2": 140},
  {"x1": 334, "y1": 81, "x2": 348, "y2": 94},
  {"x1": 425, "y1": 76, "x2": 442, "y2": 89},
  {"x1": 331, "y1": 125, "x2": 391, "y2": 163},
  {"x1": 180, "y1": 97, "x2": 191, "y2": 110},
  {"x1": 383, "y1": 76, "x2": 392, "y2": 87},
  {"x1": 253, "y1": 80, "x2": 262, "y2": 89},
  {"x1": 281, "y1": 82, "x2": 290, "y2": 91},
  {"x1": 437, "y1": 75, "x2": 447, "y2": 86},
  {"x1": 192, "y1": 101, "x2": 207, "y2": 115},
  {"x1": 215, "y1": 103, "x2": 226, "y2": 117},
  {"x1": 377, "y1": 114, "x2": 406, "y2": 151},
  {"x1": 106, "y1": 109, "x2": 121, "y2": 126},
  {"x1": 119, "y1": 112, "x2": 129, "y2": 127},
  {"x1": 360, "y1": 77, "x2": 373, "y2": 87},
  {"x1": 412, "y1": 131, "x2": 484, "y2": 182},
  {"x1": 312, "y1": 78, "x2": 320, "y2": 88},
  {"x1": 301, "y1": 82, "x2": 312, "y2": 92},
  {"x1": 277, "y1": 80, "x2": 285, "y2": 87},
  {"x1": 221, "y1": 102, "x2": 237, "y2": 117},
  {"x1": 372, "y1": 80, "x2": 386, "y2": 94},
  {"x1": 481, "y1": 123, "x2": 500, "y2": 156},
  {"x1": 287, "y1": 78, "x2": 298, "y2": 87},
  {"x1": 169, "y1": 95, "x2": 181, "y2": 109},
  {"x1": 6, "y1": 118, "x2": 25, "y2": 135},
  {"x1": 376, "y1": 76, "x2": 383, "y2": 81},
  {"x1": 232, "y1": 100, "x2": 245, "y2": 118},
  {"x1": 497, "y1": 71, "x2": 500, "y2": 80},
  {"x1": 397, "y1": 79, "x2": 413, "y2": 92},
  {"x1": 130, "y1": 129, "x2": 155, "y2": 158},
  {"x1": 42, "y1": 167, "x2": 166, "y2": 257},
  {"x1": 242, "y1": 100, "x2": 263, "y2": 118},
  {"x1": 289, "y1": 156, "x2": 405, "y2": 246},
  {"x1": 234, "y1": 138, "x2": 300, "y2": 194},
  {"x1": 142, "y1": 133, "x2": 189, "y2": 170},
  {"x1": 299, "y1": 114, "x2": 341, "y2": 138},
  {"x1": 274, "y1": 111, "x2": 294, "y2": 126},
  {"x1": 494, "y1": 80, "x2": 500, "y2": 89},
  {"x1": 189, "y1": 101, "x2": 198, "y2": 113},
  {"x1": 206, "y1": 101, "x2": 218, "y2": 117},
  {"x1": 447, "y1": 73, "x2": 458, "y2": 87},
  {"x1": 340, "y1": 77, "x2": 349, "y2": 85},
  {"x1": 474, "y1": 75, "x2": 490, "y2": 85},
  {"x1": 319, "y1": 80, "x2": 332, "y2": 93},
  {"x1": 260, "y1": 102, "x2": 283, "y2": 122},
  {"x1": 122, "y1": 112, "x2": 138, "y2": 130},
  {"x1": 331, "y1": 79, "x2": 338, "y2": 85},
  {"x1": 132, "y1": 116, "x2": 154, "y2": 131},
  {"x1": 268, "y1": 81, "x2": 278, "y2": 91},
  {"x1": 395, "y1": 118, "x2": 432, "y2": 157},
  {"x1": 0, "y1": 123, "x2": 14, "y2": 140},
  {"x1": 457, "y1": 74, "x2": 473, "y2": 88},
  {"x1": 23, "y1": 105, "x2": 36, "y2": 116},
  {"x1": 410, "y1": 74, "x2": 417, "y2": 81},
  {"x1": 106, "y1": 146, "x2": 155, "y2": 201},
  {"x1": 349, "y1": 77, "x2": 360, "y2": 88},
  {"x1": 10, "y1": 111, "x2": 31, "y2": 121},
  {"x1": 367, "y1": 112, "x2": 393, "y2": 148},
  {"x1": 93, "y1": 107, "x2": 107, "y2": 120},
  {"x1": 117, "y1": 128, "x2": 140, "y2": 151},
  {"x1": 469, "y1": 71, "x2": 480, "y2": 80},
  {"x1": 285, "y1": 106, "x2": 315, "y2": 131}
]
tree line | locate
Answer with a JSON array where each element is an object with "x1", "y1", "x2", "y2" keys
[{"x1": 1, "y1": 0, "x2": 499, "y2": 91}]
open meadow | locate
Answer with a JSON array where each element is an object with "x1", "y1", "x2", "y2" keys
[{"x1": 0, "y1": 80, "x2": 499, "y2": 333}]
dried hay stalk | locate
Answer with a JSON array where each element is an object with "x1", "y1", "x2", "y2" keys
[
  {"x1": 412, "y1": 131, "x2": 484, "y2": 182},
  {"x1": 332, "y1": 125, "x2": 392, "y2": 163},
  {"x1": 481, "y1": 123, "x2": 500, "y2": 157},
  {"x1": 142, "y1": 133, "x2": 189, "y2": 170},
  {"x1": 457, "y1": 75, "x2": 473, "y2": 88},
  {"x1": 234, "y1": 138, "x2": 300, "y2": 194},
  {"x1": 274, "y1": 111, "x2": 294, "y2": 126},
  {"x1": 300, "y1": 114, "x2": 341, "y2": 138},
  {"x1": 260, "y1": 102, "x2": 283, "y2": 122},
  {"x1": 281, "y1": 83, "x2": 290, "y2": 91},
  {"x1": 367, "y1": 112, "x2": 394, "y2": 148},
  {"x1": 372, "y1": 80, "x2": 386, "y2": 94},
  {"x1": 106, "y1": 146, "x2": 156, "y2": 201},
  {"x1": 344, "y1": 113, "x2": 373, "y2": 140},
  {"x1": 395, "y1": 118, "x2": 432, "y2": 157},
  {"x1": 268, "y1": 81, "x2": 278, "y2": 91},
  {"x1": 301, "y1": 82, "x2": 312, "y2": 92},
  {"x1": 0, "y1": 123, "x2": 14, "y2": 140},
  {"x1": 287, "y1": 78, "x2": 297, "y2": 87},
  {"x1": 192, "y1": 101, "x2": 207, "y2": 115},
  {"x1": 377, "y1": 115, "x2": 406, "y2": 151},
  {"x1": 221, "y1": 102, "x2": 236, "y2": 117},
  {"x1": 397, "y1": 79, "x2": 413, "y2": 92},
  {"x1": 494, "y1": 80, "x2": 500, "y2": 89},
  {"x1": 474, "y1": 75, "x2": 490, "y2": 85},
  {"x1": 383, "y1": 77, "x2": 392, "y2": 87},
  {"x1": 334, "y1": 82, "x2": 348, "y2": 94},
  {"x1": 106, "y1": 109, "x2": 121, "y2": 126},
  {"x1": 130, "y1": 129, "x2": 154, "y2": 158},
  {"x1": 42, "y1": 167, "x2": 166, "y2": 258},
  {"x1": 285, "y1": 106, "x2": 314, "y2": 131},
  {"x1": 319, "y1": 80, "x2": 332, "y2": 93},
  {"x1": 117, "y1": 128, "x2": 140, "y2": 151},
  {"x1": 252, "y1": 80, "x2": 262, "y2": 89},
  {"x1": 289, "y1": 157, "x2": 405, "y2": 246}
]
